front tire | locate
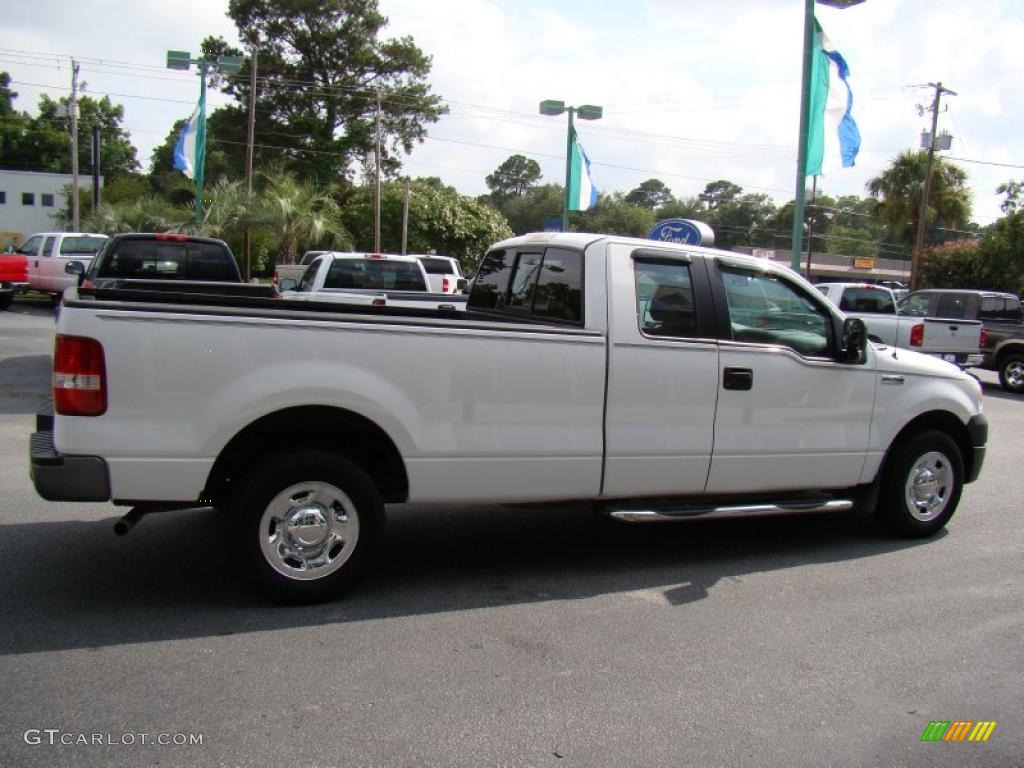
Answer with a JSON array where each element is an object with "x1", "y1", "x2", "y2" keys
[
  {"x1": 997, "y1": 354, "x2": 1024, "y2": 394},
  {"x1": 232, "y1": 450, "x2": 384, "y2": 603},
  {"x1": 876, "y1": 431, "x2": 963, "y2": 538}
]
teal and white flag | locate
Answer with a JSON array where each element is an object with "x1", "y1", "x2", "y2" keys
[
  {"x1": 567, "y1": 125, "x2": 598, "y2": 211},
  {"x1": 172, "y1": 100, "x2": 206, "y2": 183},
  {"x1": 805, "y1": 18, "x2": 861, "y2": 176}
]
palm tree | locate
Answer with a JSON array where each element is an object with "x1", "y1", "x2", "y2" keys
[
  {"x1": 81, "y1": 196, "x2": 188, "y2": 234},
  {"x1": 257, "y1": 166, "x2": 352, "y2": 264},
  {"x1": 866, "y1": 151, "x2": 972, "y2": 250}
]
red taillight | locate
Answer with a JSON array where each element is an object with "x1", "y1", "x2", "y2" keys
[
  {"x1": 273, "y1": 270, "x2": 280, "y2": 284},
  {"x1": 364, "y1": 253, "x2": 385, "y2": 260},
  {"x1": 80, "y1": 277, "x2": 95, "y2": 290},
  {"x1": 53, "y1": 335, "x2": 106, "y2": 416},
  {"x1": 155, "y1": 232, "x2": 188, "y2": 242},
  {"x1": 372, "y1": 297, "x2": 386, "y2": 306},
  {"x1": 980, "y1": 327, "x2": 989, "y2": 348},
  {"x1": 442, "y1": 277, "x2": 449, "y2": 293},
  {"x1": 910, "y1": 323, "x2": 924, "y2": 347}
]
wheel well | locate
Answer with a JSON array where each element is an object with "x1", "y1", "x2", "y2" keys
[
  {"x1": 995, "y1": 343, "x2": 1024, "y2": 365},
  {"x1": 882, "y1": 411, "x2": 974, "y2": 482},
  {"x1": 204, "y1": 406, "x2": 409, "y2": 506}
]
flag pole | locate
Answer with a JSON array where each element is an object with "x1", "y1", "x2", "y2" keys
[
  {"x1": 791, "y1": 0, "x2": 816, "y2": 270},
  {"x1": 562, "y1": 107, "x2": 576, "y2": 233},
  {"x1": 194, "y1": 60, "x2": 209, "y2": 229}
]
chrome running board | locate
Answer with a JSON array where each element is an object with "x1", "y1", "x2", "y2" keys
[{"x1": 607, "y1": 499, "x2": 854, "y2": 523}]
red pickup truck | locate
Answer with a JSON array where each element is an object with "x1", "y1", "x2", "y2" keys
[{"x1": 0, "y1": 252, "x2": 28, "y2": 310}]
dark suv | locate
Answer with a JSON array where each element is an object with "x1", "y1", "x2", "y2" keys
[{"x1": 899, "y1": 289, "x2": 1024, "y2": 393}]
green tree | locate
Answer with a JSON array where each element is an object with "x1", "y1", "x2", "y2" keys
[
  {"x1": 625, "y1": 178, "x2": 672, "y2": 210},
  {"x1": 996, "y1": 179, "x2": 1023, "y2": 214},
  {"x1": 866, "y1": 150, "x2": 972, "y2": 249},
  {"x1": 485, "y1": 154, "x2": 542, "y2": 201},
  {"x1": 576, "y1": 192, "x2": 655, "y2": 237},
  {"x1": 483, "y1": 183, "x2": 564, "y2": 236},
  {"x1": 342, "y1": 177, "x2": 512, "y2": 271},
  {"x1": 699, "y1": 180, "x2": 743, "y2": 209},
  {"x1": 258, "y1": 166, "x2": 352, "y2": 263},
  {"x1": 200, "y1": 0, "x2": 446, "y2": 183}
]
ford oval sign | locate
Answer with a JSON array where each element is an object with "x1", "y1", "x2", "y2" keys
[{"x1": 648, "y1": 219, "x2": 715, "y2": 246}]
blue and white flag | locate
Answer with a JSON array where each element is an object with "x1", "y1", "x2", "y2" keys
[
  {"x1": 172, "y1": 101, "x2": 206, "y2": 182},
  {"x1": 805, "y1": 18, "x2": 861, "y2": 176},
  {"x1": 567, "y1": 125, "x2": 598, "y2": 211}
]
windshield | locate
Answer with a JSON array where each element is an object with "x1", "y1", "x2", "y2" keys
[{"x1": 60, "y1": 236, "x2": 107, "y2": 255}]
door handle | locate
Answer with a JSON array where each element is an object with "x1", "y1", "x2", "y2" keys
[{"x1": 723, "y1": 367, "x2": 753, "y2": 390}]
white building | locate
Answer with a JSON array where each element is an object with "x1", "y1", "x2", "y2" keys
[{"x1": 0, "y1": 170, "x2": 101, "y2": 249}]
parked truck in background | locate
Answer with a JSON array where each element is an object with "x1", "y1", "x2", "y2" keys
[
  {"x1": 816, "y1": 282, "x2": 983, "y2": 366},
  {"x1": 30, "y1": 232, "x2": 987, "y2": 602},
  {"x1": 280, "y1": 251, "x2": 467, "y2": 310},
  {"x1": 17, "y1": 232, "x2": 108, "y2": 299},
  {"x1": 897, "y1": 289, "x2": 1024, "y2": 393}
]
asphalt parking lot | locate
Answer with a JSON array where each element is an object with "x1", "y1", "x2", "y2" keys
[{"x1": 1, "y1": 298, "x2": 1022, "y2": 768}]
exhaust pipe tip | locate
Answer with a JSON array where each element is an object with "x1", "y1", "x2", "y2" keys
[{"x1": 113, "y1": 507, "x2": 145, "y2": 536}]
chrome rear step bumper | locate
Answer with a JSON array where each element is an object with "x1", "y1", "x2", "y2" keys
[{"x1": 607, "y1": 499, "x2": 854, "y2": 523}]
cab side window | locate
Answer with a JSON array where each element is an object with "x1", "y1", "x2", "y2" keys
[
  {"x1": 635, "y1": 260, "x2": 697, "y2": 338},
  {"x1": 722, "y1": 269, "x2": 831, "y2": 357},
  {"x1": 471, "y1": 248, "x2": 583, "y2": 323},
  {"x1": 839, "y1": 287, "x2": 895, "y2": 314},
  {"x1": 42, "y1": 237, "x2": 56, "y2": 257},
  {"x1": 898, "y1": 294, "x2": 930, "y2": 317},
  {"x1": 297, "y1": 258, "x2": 322, "y2": 292}
]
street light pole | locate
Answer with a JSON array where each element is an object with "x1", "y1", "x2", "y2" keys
[
  {"x1": 540, "y1": 100, "x2": 602, "y2": 232},
  {"x1": 166, "y1": 50, "x2": 243, "y2": 229},
  {"x1": 911, "y1": 81, "x2": 956, "y2": 290}
]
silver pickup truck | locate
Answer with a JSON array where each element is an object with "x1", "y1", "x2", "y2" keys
[{"x1": 816, "y1": 282, "x2": 983, "y2": 366}]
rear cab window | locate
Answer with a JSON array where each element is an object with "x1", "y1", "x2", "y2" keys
[
  {"x1": 469, "y1": 247, "x2": 583, "y2": 324},
  {"x1": 97, "y1": 238, "x2": 239, "y2": 281},
  {"x1": 838, "y1": 286, "x2": 895, "y2": 314},
  {"x1": 323, "y1": 258, "x2": 426, "y2": 291}
]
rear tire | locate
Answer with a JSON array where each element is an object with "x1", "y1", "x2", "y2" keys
[
  {"x1": 997, "y1": 354, "x2": 1024, "y2": 394},
  {"x1": 875, "y1": 430, "x2": 963, "y2": 538},
  {"x1": 231, "y1": 450, "x2": 384, "y2": 603}
]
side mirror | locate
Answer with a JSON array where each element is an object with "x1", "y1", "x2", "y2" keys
[
  {"x1": 839, "y1": 317, "x2": 868, "y2": 363},
  {"x1": 279, "y1": 278, "x2": 297, "y2": 291},
  {"x1": 65, "y1": 260, "x2": 85, "y2": 276}
]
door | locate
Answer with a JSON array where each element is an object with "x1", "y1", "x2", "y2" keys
[
  {"x1": 705, "y1": 263, "x2": 875, "y2": 494},
  {"x1": 38, "y1": 236, "x2": 58, "y2": 292},
  {"x1": 604, "y1": 245, "x2": 719, "y2": 497},
  {"x1": 19, "y1": 235, "x2": 44, "y2": 288}
]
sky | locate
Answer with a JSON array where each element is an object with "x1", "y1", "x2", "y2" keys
[{"x1": 2, "y1": 0, "x2": 1022, "y2": 229}]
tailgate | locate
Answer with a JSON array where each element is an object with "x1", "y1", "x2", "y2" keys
[{"x1": 921, "y1": 317, "x2": 982, "y2": 353}]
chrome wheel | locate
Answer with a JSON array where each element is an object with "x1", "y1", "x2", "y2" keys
[
  {"x1": 1004, "y1": 360, "x2": 1024, "y2": 390},
  {"x1": 259, "y1": 481, "x2": 360, "y2": 581},
  {"x1": 904, "y1": 451, "x2": 953, "y2": 522}
]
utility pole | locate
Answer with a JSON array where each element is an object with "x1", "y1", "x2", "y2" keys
[
  {"x1": 373, "y1": 89, "x2": 382, "y2": 253},
  {"x1": 70, "y1": 59, "x2": 80, "y2": 231},
  {"x1": 401, "y1": 178, "x2": 410, "y2": 255},
  {"x1": 91, "y1": 124, "x2": 101, "y2": 211},
  {"x1": 243, "y1": 49, "x2": 258, "y2": 281},
  {"x1": 911, "y1": 81, "x2": 956, "y2": 290}
]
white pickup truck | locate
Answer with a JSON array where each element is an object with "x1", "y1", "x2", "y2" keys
[
  {"x1": 816, "y1": 282, "x2": 983, "y2": 366},
  {"x1": 280, "y1": 251, "x2": 467, "y2": 311},
  {"x1": 30, "y1": 232, "x2": 987, "y2": 602},
  {"x1": 16, "y1": 232, "x2": 109, "y2": 299}
]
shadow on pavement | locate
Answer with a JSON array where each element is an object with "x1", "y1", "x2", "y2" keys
[
  {"x1": 0, "y1": 503, "x2": 940, "y2": 656},
  {"x1": 978, "y1": 380, "x2": 1021, "y2": 403}
]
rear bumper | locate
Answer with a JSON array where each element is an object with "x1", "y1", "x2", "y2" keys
[
  {"x1": 29, "y1": 408, "x2": 110, "y2": 501},
  {"x1": 965, "y1": 414, "x2": 988, "y2": 484}
]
